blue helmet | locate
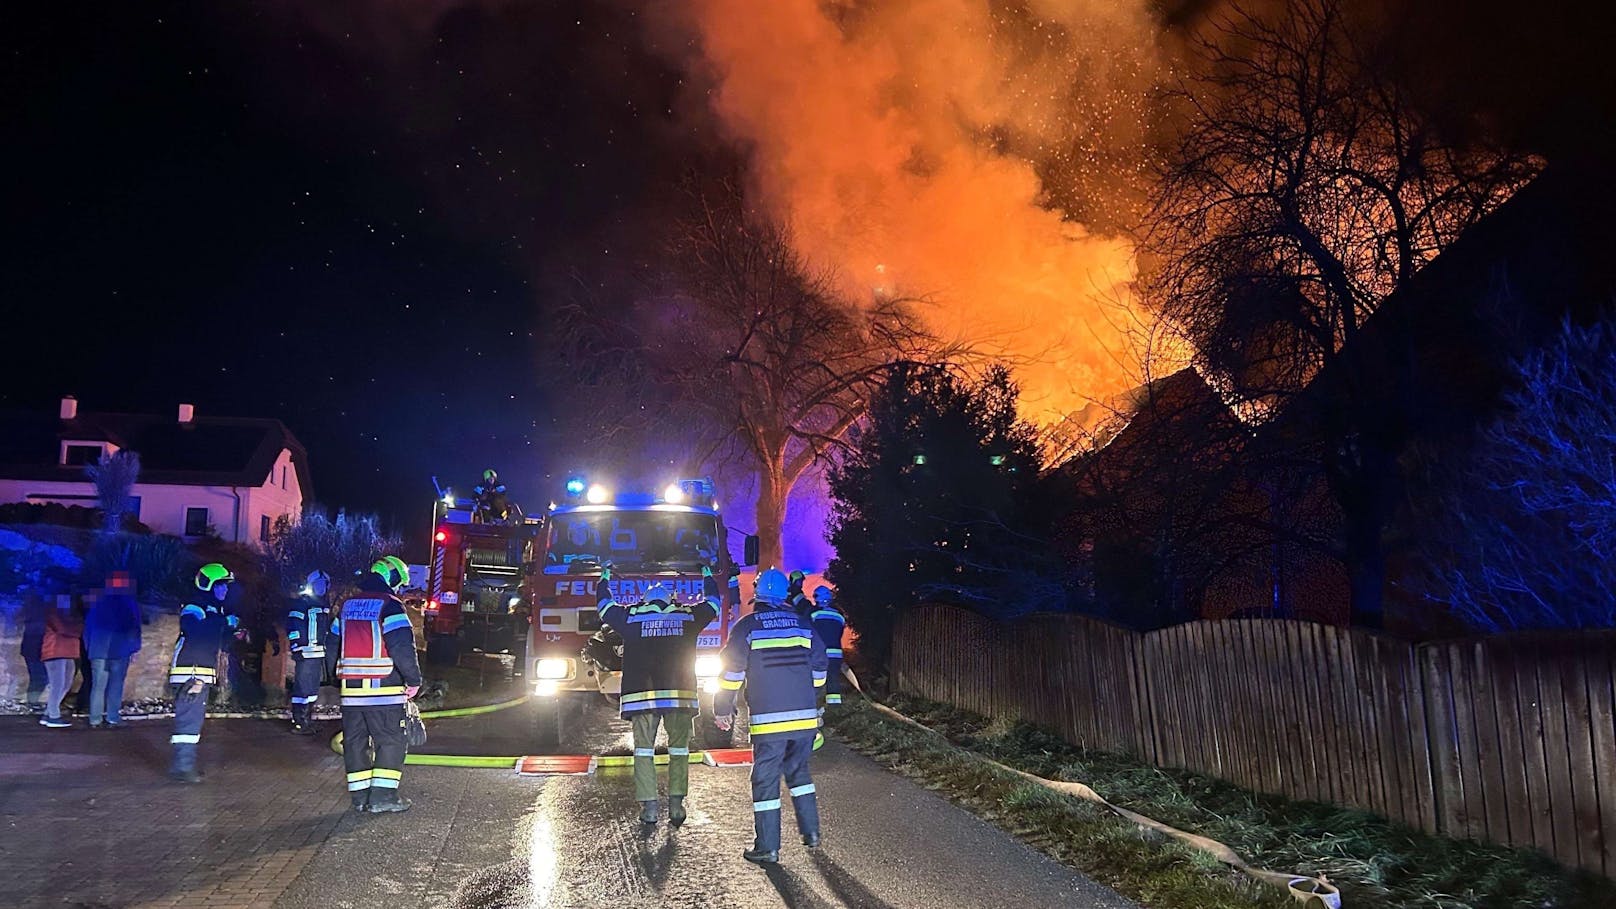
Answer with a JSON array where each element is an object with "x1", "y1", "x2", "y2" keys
[
  {"x1": 813, "y1": 585, "x2": 834, "y2": 608},
  {"x1": 641, "y1": 582, "x2": 674, "y2": 607},
  {"x1": 755, "y1": 568, "x2": 789, "y2": 605}
]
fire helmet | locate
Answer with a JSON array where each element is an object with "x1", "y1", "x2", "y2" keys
[
  {"x1": 384, "y1": 556, "x2": 411, "y2": 584},
  {"x1": 641, "y1": 582, "x2": 674, "y2": 607},
  {"x1": 787, "y1": 570, "x2": 806, "y2": 595},
  {"x1": 813, "y1": 585, "x2": 834, "y2": 608},
  {"x1": 483, "y1": 468, "x2": 498, "y2": 484},
  {"x1": 195, "y1": 563, "x2": 234, "y2": 592},
  {"x1": 304, "y1": 570, "x2": 331, "y2": 597},
  {"x1": 369, "y1": 557, "x2": 408, "y2": 591},
  {"x1": 756, "y1": 568, "x2": 790, "y2": 605}
]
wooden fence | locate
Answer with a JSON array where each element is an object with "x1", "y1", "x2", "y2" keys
[{"x1": 891, "y1": 606, "x2": 1616, "y2": 877}]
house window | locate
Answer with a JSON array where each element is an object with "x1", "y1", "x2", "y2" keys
[
  {"x1": 63, "y1": 444, "x2": 103, "y2": 466},
  {"x1": 184, "y1": 507, "x2": 210, "y2": 536},
  {"x1": 281, "y1": 465, "x2": 288, "y2": 489},
  {"x1": 260, "y1": 514, "x2": 271, "y2": 542}
]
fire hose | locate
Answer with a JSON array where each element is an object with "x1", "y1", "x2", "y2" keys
[{"x1": 325, "y1": 694, "x2": 824, "y2": 768}]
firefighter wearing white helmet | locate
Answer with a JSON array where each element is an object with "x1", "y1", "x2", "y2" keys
[
  {"x1": 328, "y1": 557, "x2": 422, "y2": 812},
  {"x1": 596, "y1": 563, "x2": 721, "y2": 827},
  {"x1": 285, "y1": 569, "x2": 333, "y2": 734},
  {"x1": 168, "y1": 562, "x2": 240, "y2": 783},
  {"x1": 714, "y1": 566, "x2": 829, "y2": 863}
]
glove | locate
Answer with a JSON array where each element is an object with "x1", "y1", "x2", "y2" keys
[
  {"x1": 713, "y1": 714, "x2": 733, "y2": 732},
  {"x1": 186, "y1": 679, "x2": 205, "y2": 696},
  {"x1": 599, "y1": 565, "x2": 612, "y2": 581},
  {"x1": 701, "y1": 565, "x2": 712, "y2": 578},
  {"x1": 404, "y1": 685, "x2": 421, "y2": 700},
  {"x1": 728, "y1": 574, "x2": 740, "y2": 588}
]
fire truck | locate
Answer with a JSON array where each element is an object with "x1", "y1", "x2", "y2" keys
[
  {"x1": 522, "y1": 475, "x2": 756, "y2": 747},
  {"x1": 421, "y1": 495, "x2": 541, "y2": 668}
]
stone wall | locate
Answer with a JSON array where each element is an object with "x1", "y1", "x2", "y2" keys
[{"x1": 0, "y1": 605, "x2": 289, "y2": 705}]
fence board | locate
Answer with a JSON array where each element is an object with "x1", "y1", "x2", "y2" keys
[
  {"x1": 1560, "y1": 643, "x2": 1600, "y2": 873},
  {"x1": 889, "y1": 609, "x2": 1616, "y2": 879}
]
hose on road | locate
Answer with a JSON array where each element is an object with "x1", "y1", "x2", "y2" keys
[{"x1": 328, "y1": 694, "x2": 534, "y2": 767}]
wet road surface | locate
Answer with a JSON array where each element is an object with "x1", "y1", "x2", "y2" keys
[{"x1": 277, "y1": 696, "x2": 1137, "y2": 908}]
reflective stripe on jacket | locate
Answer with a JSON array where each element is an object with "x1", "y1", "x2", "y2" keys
[{"x1": 714, "y1": 604, "x2": 828, "y2": 735}]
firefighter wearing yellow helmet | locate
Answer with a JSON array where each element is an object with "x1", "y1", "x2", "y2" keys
[
  {"x1": 167, "y1": 562, "x2": 240, "y2": 783},
  {"x1": 328, "y1": 557, "x2": 422, "y2": 812}
]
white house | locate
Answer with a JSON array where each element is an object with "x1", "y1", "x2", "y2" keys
[{"x1": 0, "y1": 396, "x2": 310, "y2": 547}]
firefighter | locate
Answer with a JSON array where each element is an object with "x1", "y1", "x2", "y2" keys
[
  {"x1": 596, "y1": 563, "x2": 720, "y2": 827},
  {"x1": 809, "y1": 586, "x2": 846, "y2": 708},
  {"x1": 714, "y1": 567, "x2": 829, "y2": 864},
  {"x1": 473, "y1": 468, "x2": 509, "y2": 523},
  {"x1": 286, "y1": 569, "x2": 333, "y2": 734},
  {"x1": 787, "y1": 570, "x2": 813, "y2": 618},
  {"x1": 330, "y1": 557, "x2": 422, "y2": 813},
  {"x1": 169, "y1": 563, "x2": 239, "y2": 783}
]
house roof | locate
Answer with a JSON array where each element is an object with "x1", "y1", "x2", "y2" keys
[{"x1": 0, "y1": 407, "x2": 312, "y2": 494}]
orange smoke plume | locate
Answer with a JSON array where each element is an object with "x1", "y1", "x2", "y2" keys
[{"x1": 671, "y1": 0, "x2": 1170, "y2": 423}]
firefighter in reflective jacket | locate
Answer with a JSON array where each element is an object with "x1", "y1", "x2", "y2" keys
[
  {"x1": 787, "y1": 570, "x2": 812, "y2": 618},
  {"x1": 597, "y1": 563, "x2": 720, "y2": 827},
  {"x1": 714, "y1": 567, "x2": 829, "y2": 864},
  {"x1": 809, "y1": 586, "x2": 846, "y2": 708},
  {"x1": 169, "y1": 563, "x2": 239, "y2": 783},
  {"x1": 329, "y1": 556, "x2": 422, "y2": 813},
  {"x1": 286, "y1": 570, "x2": 332, "y2": 734}
]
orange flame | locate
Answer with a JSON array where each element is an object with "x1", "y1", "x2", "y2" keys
[{"x1": 671, "y1": 0, "x2": 1172, "y2": 423}]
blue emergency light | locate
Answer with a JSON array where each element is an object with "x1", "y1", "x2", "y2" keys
[{"x1": 564, "y1": 476, "x2": 587, "y2": 497}]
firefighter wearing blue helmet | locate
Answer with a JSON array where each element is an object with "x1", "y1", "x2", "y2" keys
[
  {"x1": 715, "y1": 567, "x2": 828, "y2": 864},
  {"x1": 809, "y1": 586, "x2": 846, "y2": 707},
  {"x1": 286, "y1": 569, "x2": 333, "y2": 734},
  {"x1": 596, "y1": 563, "x2": 721, "y2": 827}
]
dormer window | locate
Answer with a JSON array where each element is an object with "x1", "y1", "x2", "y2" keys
[{"x1": 61, "y1": 442, "x2": 107, "y2": 466}]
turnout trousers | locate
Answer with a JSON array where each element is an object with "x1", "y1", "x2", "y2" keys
[
  {"x1": 342, "y1": 704, "x2": 407, "y2": 807},
  {"x1": 289, "y1": 655, "x2": 323, "y2": 725},
  {"x1": 630, "y1": 710, "x2": 693, "y2": 802},
  {"x1": 170, "y1": 682, "x2": 209, "y2": 774},
  {"x1": 749, "y1": 729, "x2": 820, "y2": 852}
]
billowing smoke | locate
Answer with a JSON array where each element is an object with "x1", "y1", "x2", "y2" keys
[{"x1": 658, "y1": 0, "x2": 1170, "y2": 422}]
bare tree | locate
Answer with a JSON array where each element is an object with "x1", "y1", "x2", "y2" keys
[
  {"x1": 1408, "y1": 319, "x2": 1616, "y2": 632},
  {"x1": 1140, "y1": 0, "x2": 1539, "y2": 624},
  {"x1": 553, "y1": 179, "x2": 936, "y2": 568}
]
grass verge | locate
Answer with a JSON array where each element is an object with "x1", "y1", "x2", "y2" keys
[{"x1": 828, "y1": 693, "x2": 1616, "y2": 909}]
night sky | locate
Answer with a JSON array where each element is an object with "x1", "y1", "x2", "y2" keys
[
  {"x1": 2, "y1": 1, "x2": 696, "y2": 532},
  {"x1": 3, "y1": 0, "x2": 1609, "y2": 542}
]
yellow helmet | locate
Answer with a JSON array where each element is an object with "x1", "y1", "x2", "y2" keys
[{"x1": 195, "y1": 563, "x2": 234, "y2": 592}]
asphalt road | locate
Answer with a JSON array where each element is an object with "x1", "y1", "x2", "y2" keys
[{"x1": 277, "y1": 696, "x2": 1138, "y2": 909}]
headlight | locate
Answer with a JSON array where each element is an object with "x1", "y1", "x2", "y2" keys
[
  {"x1": 535, "y1": 658, "x2": 572, "y2": 680},
  {"x1": 694, "y1": 655, "x2": 722, "y2": 678}
]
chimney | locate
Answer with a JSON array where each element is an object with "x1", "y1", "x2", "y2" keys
[
  {"x1": 178, "y1": 403, "x2": 195, "y2": 424},
  {"x1": 59, "y1": 396, "x2": 78, "y2": 421}
]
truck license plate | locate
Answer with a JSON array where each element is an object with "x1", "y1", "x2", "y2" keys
[{"x1": 697, "y1": 634, "x2": 720, "y2": 648}]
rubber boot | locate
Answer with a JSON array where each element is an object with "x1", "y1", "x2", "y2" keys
[
  {"x1": 802, "y1": 833, "x2": 821, "y2": 848},
  {"x1": 668, "y1": 796, "x2": 687, "y2": 828},
  {"x1": 367, "y1": 791, "x2": 412, "y2": 813},
  {"x1": 639, "y1": 800, "x2": 659, "y2": 825},
  {"x1": 351, "y1": 791, "x2": 370, "y2": 812},
  {"x1": 168, "y1": 745, "x2": 202, "y2": 784}
]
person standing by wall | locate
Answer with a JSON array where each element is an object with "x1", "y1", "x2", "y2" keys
[
  {"x1": 19, "y1": 586, "x2": 49, "y2": 714},
  {"x1": 84, "y1": 571, "x2": 143, "y2": 729},
  {"x1": 40, "y1": 585, "x2": 83, "y2": 729}
]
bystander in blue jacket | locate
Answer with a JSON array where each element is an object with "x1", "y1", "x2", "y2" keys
[{"x1": 84, "y1": 571, "x2": 143, "y2": 729}]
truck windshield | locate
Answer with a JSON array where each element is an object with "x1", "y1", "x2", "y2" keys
[{"x1": 544, "y1": 509, "x2": 719, "y2": 573}]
